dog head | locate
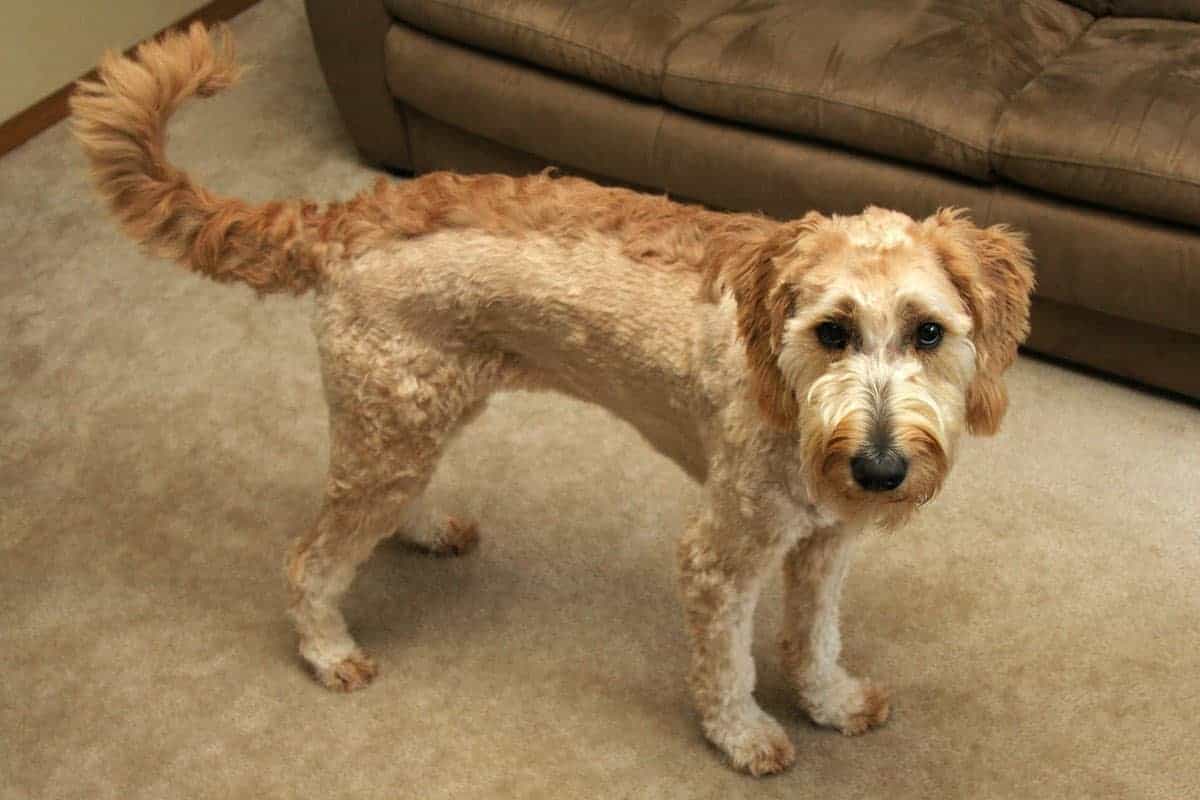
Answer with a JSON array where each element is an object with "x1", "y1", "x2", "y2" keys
[{"x1": 725, "y1": 206, "x2": 1034, "y2": 526}]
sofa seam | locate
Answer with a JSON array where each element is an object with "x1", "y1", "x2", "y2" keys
[
  {"x1": 382, "y1": 26, "x2": 416, "y2": 169},
  {"x1": 655, "y1": 5, "x2": 741, "y2": 98},
  {"x1": 992, "y1": 149, "x2": 1200, "y2": 190},
  {"x1": 651, "y1": 4, "x2": 743, "y2": 187}
]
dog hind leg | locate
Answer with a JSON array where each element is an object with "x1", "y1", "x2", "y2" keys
[
  {"x1": 285, "y1": 335, "x2": 510, "y2": 691},
  {"x1": 286, "y1": 478, "x2": 415, "y2": 691}
]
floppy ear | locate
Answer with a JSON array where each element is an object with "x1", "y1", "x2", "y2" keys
[
  {"x1": 706, "y1": 212, "x2": 826, "y2": 428},
  {"x1": 924, "y1": 209, "x2": 1036, "y2": 436}
]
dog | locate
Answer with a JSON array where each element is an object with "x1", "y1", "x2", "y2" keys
[{"x1": 70, "y1": 23, "x2": 1034, "y2": 776}]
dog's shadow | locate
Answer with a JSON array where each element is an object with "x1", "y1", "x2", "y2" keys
[
  {"x1": 345, "y1": 507, "x2": 834, "y2": 738},
  {"x1": 338, "y1": 525, "x2": 690, "y2": 728}
]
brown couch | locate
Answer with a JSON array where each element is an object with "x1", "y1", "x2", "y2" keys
[{"x1": 305, "y1": 0, "x2": 1200, "y2": 399}]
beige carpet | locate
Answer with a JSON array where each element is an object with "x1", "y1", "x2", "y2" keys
[{"x1": 2, "y1": 1, "x2": 1198, "y2": 797}]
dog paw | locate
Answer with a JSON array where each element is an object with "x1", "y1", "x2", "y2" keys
[
  {"x1": 801, "y1": 677, "x2": 890, "y2": 736},
  {"x1": 398, "y1": 509, "x2": 481, "y2": 557},
  {"x1": 429, "y1": 515, "x2": 480, "y2": 557},
  {"x1": 704, "y1": 712, "x2": 797, "y2": 776},
  {"x1": 314, "y1": 651, "x2": 378, "y2": 692}
]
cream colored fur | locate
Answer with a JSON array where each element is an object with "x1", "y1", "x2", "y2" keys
[{"x1": 69, "y1": 24, "x2": 1035, "y2": 776}]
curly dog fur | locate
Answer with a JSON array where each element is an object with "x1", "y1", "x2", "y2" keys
[{"x1": 71, "y1": 24, "x2": 1034, "y2": 775}]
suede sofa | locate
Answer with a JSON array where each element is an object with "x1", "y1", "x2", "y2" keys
[{"x1": 305, "y1": 0, "x2": 1200, "y2": 399}]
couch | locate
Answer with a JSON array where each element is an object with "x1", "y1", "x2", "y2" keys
[{"x1": 305, "y1": 0, "x2": 1200, "y2": 400}]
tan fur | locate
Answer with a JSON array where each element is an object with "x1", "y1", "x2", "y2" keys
[
  {"x1": 919, "y1": 209, "x2": 1036, "y2": 435},
  {"x1": 71, "y1": 25, "x2": 1035, "y2": 776},
  {"x1": 780, "y1": 527, "x2": 891, "y2": 736},
  {"x1": 701, "y1": 213, "x2": 829, "y2": 428}
]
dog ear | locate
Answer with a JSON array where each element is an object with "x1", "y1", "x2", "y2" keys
[
  {"x1": 714, "y1": 212, "x2": 826, "y2": 429},
  {"x1": 924, "y1": 209, "x2": 1036, "y2": 436}
]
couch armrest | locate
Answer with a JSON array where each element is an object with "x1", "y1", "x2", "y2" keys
[{"x1": 305, "y1": 0, "x2": 411, "y2": 170}]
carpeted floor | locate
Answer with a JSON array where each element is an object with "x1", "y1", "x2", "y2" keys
[{"x1": 2, "y1": 1, "x2": 1198, "y2": 797}]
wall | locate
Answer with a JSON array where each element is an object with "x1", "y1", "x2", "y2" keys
[{"x1": 0, "y1": 0, "x2": 208, "y2": 122}]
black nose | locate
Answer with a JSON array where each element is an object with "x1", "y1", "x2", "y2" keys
[{"x1": 850, "y1": 451, "x2": 908, "y2": 492}]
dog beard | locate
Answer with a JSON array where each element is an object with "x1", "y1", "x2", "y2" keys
[{"x1": 798, "y1": 358, "x2": 953, "y2": 530}]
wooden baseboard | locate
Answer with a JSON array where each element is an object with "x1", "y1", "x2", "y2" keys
[{"x1": 0, "y1": 0, "x2": 261, "y2": 159}]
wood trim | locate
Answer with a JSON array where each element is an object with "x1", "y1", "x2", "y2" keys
[{"x1": 0, "y1": 0, "x2": 261, "y2": 159}]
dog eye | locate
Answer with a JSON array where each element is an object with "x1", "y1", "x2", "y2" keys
[
  {"x1": 915, "y1": 321, "x2": 943, "y2": 350},
  {"x1": 816, "y1": 322, "x2": 850, "y2": 350}
]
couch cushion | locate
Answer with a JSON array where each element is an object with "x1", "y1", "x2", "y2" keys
[
  {"x1": 382, "y1": 0, "x2": 742, "y2": 100},
  {"x1": 661, "y1": 0, "x2": 1092, "y2": 181},
  {"x1": 988, "y1": 186, "x2": 1200, "y2": 336},
  {"x1": 992, "y1": 18, "x2": 1200, "y2": 229}
]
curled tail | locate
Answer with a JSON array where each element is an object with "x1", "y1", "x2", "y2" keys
[{"x1": 70, "y1": 22, "x2": 324, "y2": 294}]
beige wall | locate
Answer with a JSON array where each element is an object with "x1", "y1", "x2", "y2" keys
[{"x1": 1, "y1": 0, "x2": 208, "y2": 121}]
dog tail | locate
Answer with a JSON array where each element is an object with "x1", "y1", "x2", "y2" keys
[{"x1": 70, "y1": 22, "x2": 324, "y2": 295}]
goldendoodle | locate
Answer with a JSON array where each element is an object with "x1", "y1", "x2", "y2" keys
[{"x1": 71, "y1": 23, "x2": 1034, "y2": 775}]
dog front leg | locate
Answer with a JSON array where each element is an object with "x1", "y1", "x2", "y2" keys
[
  {"x1": 677, "y1": 507, "x2": 796, "y2": 776},
  {"x1": 780, "y1": 525, "x2": 890, "y2": 735}
]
